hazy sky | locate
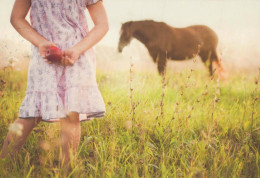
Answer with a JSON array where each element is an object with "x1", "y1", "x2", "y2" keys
[
  {"x1": 1, "y1": 0, "x2": 259, "y2": 71},
  {"x1": 1, "y1": 0, "x2": 260, "y2": 69},
  {"x1": 1, "y1": 0, "x2": 260, "y2": 46}
]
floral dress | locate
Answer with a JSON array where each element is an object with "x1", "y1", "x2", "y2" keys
[{"x1": 19, "y1": 0, "x2": 105, "y2": 122}]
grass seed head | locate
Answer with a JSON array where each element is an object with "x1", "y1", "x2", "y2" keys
[
  {"x1": 254, "y1": 78, "x2": 258, "y2": 85},
  {"x1": 8, "y1": 122, "x2": 23, "y2": 136},
  {"x1": 125, "y1": 120, "x2": 132, "y2": 130},
  {"x1": 39, "y1": 140, "x2": 51, "y2": 151}
]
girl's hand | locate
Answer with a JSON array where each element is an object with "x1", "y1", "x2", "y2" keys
[
  {"x1": 38, "y1": 41, "x2": 57, "y2": 63},
  {"x1": 61, "y1": 47, "x2": 81, "y2": 66},
  {"x1": 72, "y1": 1, "x2": 108, "y2": 55}
]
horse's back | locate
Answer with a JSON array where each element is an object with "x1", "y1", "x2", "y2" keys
[{"x1": 186, "y1": 25, "x2": 219, "y2": 47}]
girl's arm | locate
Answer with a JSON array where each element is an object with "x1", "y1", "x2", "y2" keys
[
  {"x1": 11, "y1": 0, "x2": 56, "y2": 58},
  {"x1": 74, "y1": 1, "x2": 109, "y2": 54},
  {"x1": 62, "y1": 1, "x2": 109, "y2": 65}
]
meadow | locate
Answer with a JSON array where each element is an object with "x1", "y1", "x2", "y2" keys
[{"x1": 0, "y1": 59, "x2": 259, "y2": 177}]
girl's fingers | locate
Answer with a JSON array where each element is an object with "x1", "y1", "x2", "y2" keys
[
  {"x1": 65, "y1": 56, "x2": 74, "y2": 66},
  {"x1": 44, "y1": 58, "x2": 52, "y2": 64},
  {"x1": 61, "y1": 56, "x2": 70, "y2": 66},
  {"x1": 46, "y1": 52, "x2": 74, "y2": 66},
  {"x1": 51, "y1": 43, "x2": 57, "y2": 47},
  {"x1": 67, "y1": 57, "x2": 74, "y2": 65},
  {"x1": 61, "y1": 58, "x2": 66, "y2": 66},
  {"x1": 43, "y1": 53, "x2": 75, "y2": 66},
  {"x1": 40, "y1": 47, "x2": 51, "y2": 58},
  {"x1": 40, "y1": 51, "x2": 46, "y2": 58}
]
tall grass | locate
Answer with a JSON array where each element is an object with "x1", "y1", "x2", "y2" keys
[{"x1": 0, "y1": 66, "x2": 259, "y2": 177}]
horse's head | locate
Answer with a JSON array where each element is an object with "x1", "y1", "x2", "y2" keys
[{"x1": 118, "y1": 21, "x2": 133, "y2": 53}]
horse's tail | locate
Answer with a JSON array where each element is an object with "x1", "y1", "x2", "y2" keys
[{"x1": 212, "y1": 50, "x2": 228, "y2": 80}]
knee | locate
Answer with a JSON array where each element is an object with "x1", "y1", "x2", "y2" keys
[{"x1": 66, "y1": 112, "x2": 80, "y2": 124}]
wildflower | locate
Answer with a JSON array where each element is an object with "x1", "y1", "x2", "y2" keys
[
  {"x1": 8, "y1": 123, "x2": 23, "y2": 136},
  {"x1": 8, "y1": 57, "x2": 18, "y2": 67},
  {"x1": 254, "y1": 77, "x2": 258, "y2": 85},
  {"x1": 125, "y1": 120, "x2": 132, "y2": 130},
  {"x1": 39, "y1": 140, "x2": 51, "y2": 151}
]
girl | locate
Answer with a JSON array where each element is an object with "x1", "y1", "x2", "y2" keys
[{"x1": 0, "y1": 0, "x2": 108, "y2": 165}]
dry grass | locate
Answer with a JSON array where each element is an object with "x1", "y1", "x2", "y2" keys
[{"x1": 0, "y1": 59, "x2": 259, "y2": 177}]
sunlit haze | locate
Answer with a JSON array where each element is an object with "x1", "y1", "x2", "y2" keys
[{"x1": 1, "y1": 0, "x2": 260, "y2": 70}]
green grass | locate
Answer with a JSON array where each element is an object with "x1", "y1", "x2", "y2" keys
[{"x1": 0, "y1": 66, "x2": 259, "y2": 177}]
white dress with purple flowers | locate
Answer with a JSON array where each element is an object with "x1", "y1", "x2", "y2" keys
[{"x1": 19, "y1": 0, "x2": 105, "y2": 122}]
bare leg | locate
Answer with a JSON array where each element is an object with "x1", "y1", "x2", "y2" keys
[
  {"x1": 60, "y1": 112, "x2": 81, "y2": 166},
  {"x1": 0, "y1": 118, "x2": 41, "y2": 159}
]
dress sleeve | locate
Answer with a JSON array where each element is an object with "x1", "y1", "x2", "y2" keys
[{"x1": 86, "y1": 0, "x2": 102, "y2": 6}]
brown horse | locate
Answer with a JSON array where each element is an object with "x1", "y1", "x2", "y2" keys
[{"x1": 118, "y1": 20, "x2": 224, "y2": 77}]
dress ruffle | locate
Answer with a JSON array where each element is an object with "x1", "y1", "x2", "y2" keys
[
  {"x1": 19, "y1": 91, "x2": 66, "y2": 121},
  {"x1": 64, "y1": 86, "x2": 106, "y2": 121},
  {"x1": 19, "y1": 86, "x2": 106, "y2": 122}
]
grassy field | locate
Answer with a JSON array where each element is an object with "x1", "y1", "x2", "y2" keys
[{"x1": 0, "y1": 64, "x2": 259, "y2": 177}]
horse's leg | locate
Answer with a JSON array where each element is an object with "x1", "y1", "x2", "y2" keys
[
  {"x1": 148, "y1": 49, "x2": 158, "y2": 63},
  {"x1": 199, "y1": 51, "x2": 213, "y2": 76},
  {"x1": 157, "y1": 52, "x2": 167, "y2": 75},
  {"x1": 209, "y1": 60, "x2": 213, "y2": 76}
]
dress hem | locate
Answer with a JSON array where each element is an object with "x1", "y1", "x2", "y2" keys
[{"x1": 19, "y1": 111, "x2": 105, "y2": 123}]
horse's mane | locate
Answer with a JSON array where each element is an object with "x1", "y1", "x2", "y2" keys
[{"x1": 123, "y1": 20, "x2": 166, "y2": 27}]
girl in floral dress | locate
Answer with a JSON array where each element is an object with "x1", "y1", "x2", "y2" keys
[{"x1": 0, "y1": 0, "x2": 108, "y2": 165}]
